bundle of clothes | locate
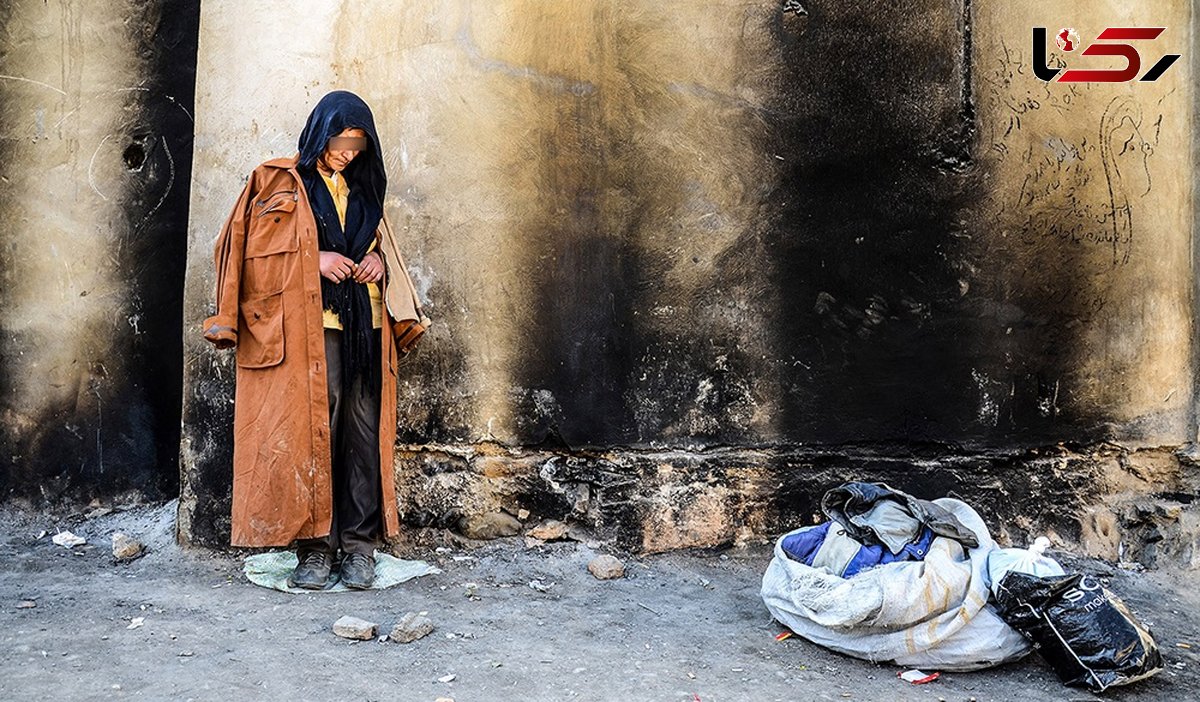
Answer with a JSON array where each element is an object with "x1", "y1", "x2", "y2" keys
[{"x1": 760, "y1": 482, "x2": 1162, "y2": 692}]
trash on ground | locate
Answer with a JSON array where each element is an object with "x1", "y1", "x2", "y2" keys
[
  {"x1": 993, "y1": 570, "x2": 1163, "y2": 692},
  {"x1": 438, "y1": 673, "x2": 456, "y2": 683},
  {"x1": 528, "y1": 579, "x2": 553, "y2": 593},
  {"x1": 51, "y1": 531, "x2": 86, "y2": 548},
  {"x1": 761, "y1": 482, "x2": 1030, "y2": 671},
  {"x1": 898, "y1": 669, "x2": 940, "y2": 684},
  {"x1": 127, "y1": 617, "x2": 145, "y2": 629},
  {"x1": 775, "y1": 631, "x2": 794, "y2": 641},
  {"x1": 16, "y1": 600, "x2": 37, "y2": 609},
  {"x1": 986, "y1": 536, "x2": 1064, "y2": 595}
]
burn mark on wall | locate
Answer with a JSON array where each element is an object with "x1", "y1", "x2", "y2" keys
[
  {"x1": 0, "y1": 0, "x2": 200, "y2": 501},
  {"x1": 753, "y1": 0, "x2": 986, "y2": 445}
]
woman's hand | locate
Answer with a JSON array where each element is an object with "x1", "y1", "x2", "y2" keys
[
  {"x1": 353, "y1": 251, "x2": 384, "y2": 284},
  {"x1": 319, "y1": 251, "x2": 356, "y2": 283}
]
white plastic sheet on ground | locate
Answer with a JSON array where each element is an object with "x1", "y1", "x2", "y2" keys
[
  {"x1": 243, "y1": 551, "x2": 440, "y2": 593},
  {"x1": 761, "y1": 498, "x2": 1031, "y2": 671}
]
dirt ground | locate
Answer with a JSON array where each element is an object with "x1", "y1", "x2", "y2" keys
[{"x1": 1, "y1": 501, "x2": 1196, "y2": 702}]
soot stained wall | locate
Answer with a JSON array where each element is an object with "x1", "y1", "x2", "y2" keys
[
  {"x1": 179, "y1": 0, "x2": 1193, "y2": 548},
  {"x1": 0, "y1": 0, "x2": 200, "y2": 501}
]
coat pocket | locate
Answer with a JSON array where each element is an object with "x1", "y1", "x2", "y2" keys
[
  {"x1": 246, "y1": 191, "x2": 299, "y2": 259},
  {"x1": 236, "y1": 291, "x2": 285, "y2": 369}
]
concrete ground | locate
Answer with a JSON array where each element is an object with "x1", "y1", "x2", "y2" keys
[{"x1": 0, "y1": 501, "x2": 1196, "y2": 702}]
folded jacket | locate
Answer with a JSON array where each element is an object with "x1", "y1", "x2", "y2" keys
[
  {"x1": 821, "y1": 481, "x2": 980, "y2": 550},
  {"x1": 781, "y1": 522, "x2": 937, "y2": 578}
]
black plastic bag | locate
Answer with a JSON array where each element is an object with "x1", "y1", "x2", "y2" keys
[{"x1": 993, "y1": 571, "x2": 1162, "y2": 692}]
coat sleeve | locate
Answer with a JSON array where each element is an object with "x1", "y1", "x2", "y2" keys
[
  {"x1": 377, "y1": 214, "x2": 430, "y2": 326},
  {"x1": 202, "y1": 174, "x2": 256, "y2": 349}
]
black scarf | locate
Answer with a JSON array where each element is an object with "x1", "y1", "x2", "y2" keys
[{"x1": 296, "y1": 91, "x2": 387, "y2": 389}]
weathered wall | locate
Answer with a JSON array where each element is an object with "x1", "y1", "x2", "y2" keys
[
  {"x1": 180, "y1": 1, "x2": 1195, "y2": 551},
  {"x1": 0, "y1": 0, "x2": 200, "y2": 501}
]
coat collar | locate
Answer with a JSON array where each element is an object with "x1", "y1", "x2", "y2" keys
[{"x1": 261, "y1": 154, "x2": 300, "y2": 170}]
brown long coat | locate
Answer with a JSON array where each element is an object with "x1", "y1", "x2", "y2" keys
[{"x1": 202, "y1": 156, "x2": 415, "y2": 547}]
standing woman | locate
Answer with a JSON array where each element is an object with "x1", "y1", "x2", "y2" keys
[{"x1": 202, "y1": 91, "x2": 427, "y2": 590}]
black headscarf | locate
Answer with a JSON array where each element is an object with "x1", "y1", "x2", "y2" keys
[{"x1": 297, "y1": 91, "x2": 386, "y2": 389}]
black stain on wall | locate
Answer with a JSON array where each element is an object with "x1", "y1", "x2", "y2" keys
[
  {"x1": 511, "y1": 80, "x2": 641, "y2": 448},
  {"x1": 0, "y1": 0, "x2": 201, "y2": 502},
  {"x1": 756, "y1": 0, "x2": 981, "y2": 446},
  {"x1": 179, "y1": 371, "x2": 234, "y2": 547},
  {"x1": 501, "y1": 0, "x2": 1125, "y2": 453},
  {"x1": 755, "y1": 0, "x2": 1112, "y2": 449}
]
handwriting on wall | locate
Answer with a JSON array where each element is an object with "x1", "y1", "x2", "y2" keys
[{"x1": 981, "y1": 39, "x2": 1162, "y2": 267}]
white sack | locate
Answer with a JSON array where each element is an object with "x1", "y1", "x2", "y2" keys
[{"x1": 760, "y1": 498, "x2": 1030, "y2": 671}]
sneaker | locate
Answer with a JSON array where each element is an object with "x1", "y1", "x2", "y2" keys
[
  {"x1": 288, "y1": 549, "x2": 333, "y2": 590},
  {"x1": 340, "y1": 552, "x2": 376, "y2": 590}
]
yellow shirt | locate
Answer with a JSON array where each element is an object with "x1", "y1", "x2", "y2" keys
[{"x1": 319, "y1": 171, "x2": 383, "y2": 330}]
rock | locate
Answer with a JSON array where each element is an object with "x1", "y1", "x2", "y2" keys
[
  {"x1": 389, "y1": 611, "x2": 434, "y2": 643},
  {"x1": 456, "y1": 512, "x2": 522, "y2": 540},
  {"x1": 517, "y1": 509, "x2": 530, "y2": 521},
  {"x1": 527, "y1": 520, "x2": 568, "y2": 541},
  {"x1": 111, "y1": 533, "x2": 144, "y2": 560},
  {"x1": 524, "y1": 536, "x2": 545, "y2": 549},
  {"x1": 333, "y1": 615, "x2": 377, "y2": 640},
  {"x1": 588, "y1": 555, "x2": 625, "y2": 580}
]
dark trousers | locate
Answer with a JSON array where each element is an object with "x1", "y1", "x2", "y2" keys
[{"x1": 298, "y1": 329, "x2": 383, "y2": 558}]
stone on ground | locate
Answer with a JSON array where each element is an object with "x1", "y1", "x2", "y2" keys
[
  {"x1": 389, "y1": 611, "x2": 434, "y2": 643},
  {"x1": 332, "y1": 615, "x2": 377, "y2": 640},
  {"x1": 527, "y1": 520, "x2": 569, "y2": 541},
  {"x1": 111, "y1": 532, "x2": 144, "y2": 560},
  {"x1": 588, "y1": 555, "x2": 625, "y2": 580},
  {"x1": 456, "y1": 512, "x2": 522, "y2": 540}
]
